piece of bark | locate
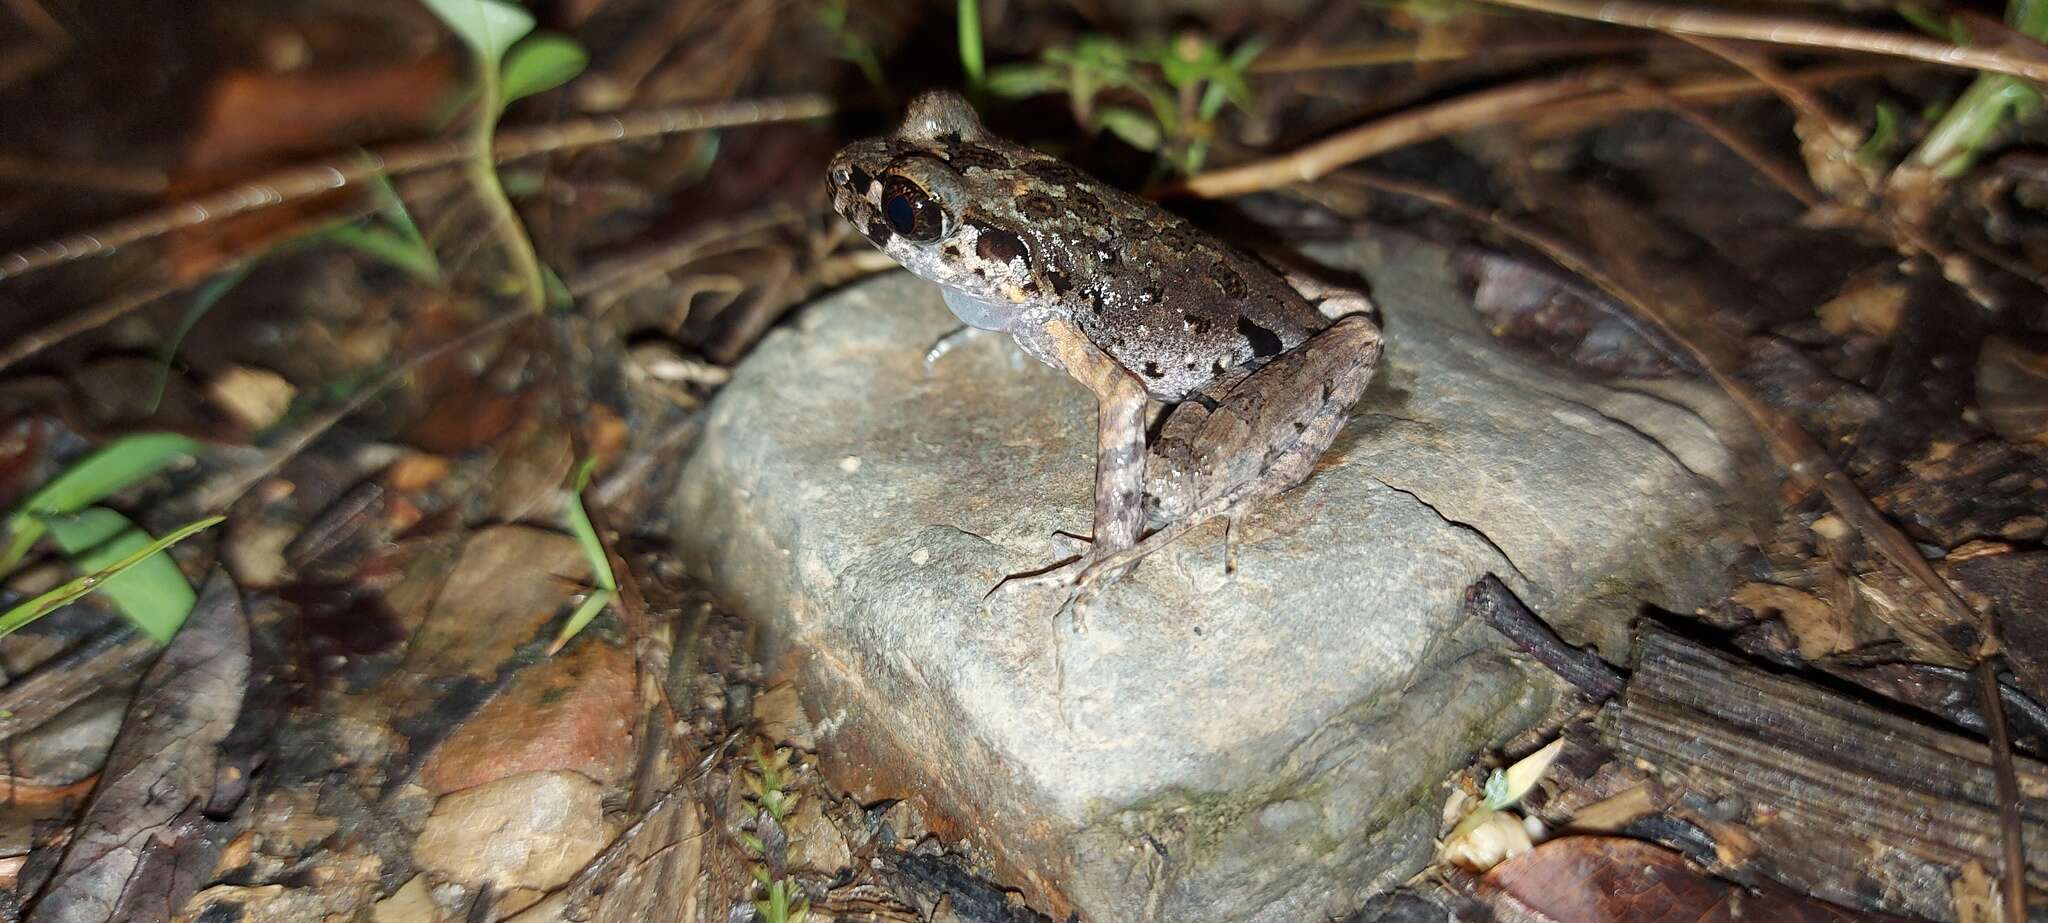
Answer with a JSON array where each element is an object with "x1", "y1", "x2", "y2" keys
[
  {"x1": 1464, "y1": 574, "x2": 1625, "y2": 702},
  {"x1": 1465, "y1": 836, "x2": 1923, "y2": 922},
  {"x1": 25, "y1": 572, "x2": 250, "y2": 923},
  {"x1": 1607, "y1": 626, "x2": 2047, "y2": 921}
]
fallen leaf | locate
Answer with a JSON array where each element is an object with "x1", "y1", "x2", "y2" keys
[
  {"x1": 1731, "y1": 582, "x2": 1856, "y2": 659},
  {"x1": 27, "y1": 571, "x2": 249, "y2": 923},
  {"x1": 1480, "y1": 837, "x2": 1920, "y2": 922}
]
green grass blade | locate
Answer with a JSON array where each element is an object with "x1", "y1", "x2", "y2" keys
[
  {"x1": 46, "y1": 509, "x2": 203, "y2": 643},
  {"x1": 2, "y1": 434, "x2": 201, "y2": 574},
  {"x1": 0, "y1": 514, "x2": 222, "y2": 643},
  {"x1": 548, "y1": 588, "x2": 612, "y2": 655},
  {"x1": 565, "y1": 457, "x2": 616, "y2": 592},
  {"x1": 958, "y1": 0, "x2": 985, "y2": 90}
]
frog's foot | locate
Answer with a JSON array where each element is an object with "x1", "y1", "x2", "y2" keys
[{"x1": 983, "y1": 531, "x2": 1094, "y2": 601}]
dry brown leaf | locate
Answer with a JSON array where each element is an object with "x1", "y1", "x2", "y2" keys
[
  {"x1": 1816, "y1": 268, "x2": 1907, "y2": 338},
  {"x1": 1732, "y1": 582, "x2": 1856, "y2": 659}
]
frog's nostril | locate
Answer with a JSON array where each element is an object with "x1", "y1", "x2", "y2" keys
[{"x1": 831, "y1": 166, "x2": 851, "y2": 187}]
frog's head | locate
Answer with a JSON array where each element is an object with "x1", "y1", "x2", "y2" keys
[{"x1": 828, "y1": 91, "x2": 1054, "y2": 332}]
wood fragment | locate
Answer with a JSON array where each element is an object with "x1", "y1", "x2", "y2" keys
[
  {"x1": 1609, "y1": 627, "x2": 2048, "y2": 919},
  {"x1": 1464, "y1": 574, "x2": 1626, "y2": 702}
]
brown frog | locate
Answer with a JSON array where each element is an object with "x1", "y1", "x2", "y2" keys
[{"x1": 828, "y1": 90, "x2": 1382, "y2": 609}]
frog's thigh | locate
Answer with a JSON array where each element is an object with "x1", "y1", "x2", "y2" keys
[
  {"x1": 1036, "y1": 318, "x2": 1149, "y2": 553},
  {"x1": 1154, "y1": 314, "x2": 1383, "y2": 512}
]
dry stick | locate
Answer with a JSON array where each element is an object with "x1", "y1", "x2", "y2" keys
[
  {"x1": 1175, "y1": 64, "x2": 1900, "y2": 200},
  {"x1": 1632, "y1": 81, "x2": 1824, "y2": 208},
  {"x1": 1517, "y1": 61, "x2": 1907, "y2": 129},
  {"x1": 1475, "y1": 0, "x2": 2048, "y2": 83},
  {"x1": 1251, "y1": 33, "x2": 1659, "y2": 73},
  {"x1": 0, "y1": 93, "x2": 833, "y2": 284},
  {"x1": 1981, "y1": 655, "x2": 2033, "y2": 922},
  {"x1": 1175, "y1": 72, "x2": 1618, "y2": 198}
]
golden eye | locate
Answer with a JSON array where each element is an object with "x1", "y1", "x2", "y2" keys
[{"x1": 882, "y1": 176, "x2": 945, "y2": 241}]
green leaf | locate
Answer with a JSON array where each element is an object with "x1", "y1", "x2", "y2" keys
[
  {"x1": 565, "y1": 458, "x2": 616, "y2": 592},
  {"x1": 45, "y1": 509, "x2": 201, "y2": 644},
  {"x1": 1097, "y1": 106, "x2": 1162, "y2": 151},
  {"x1": 957, "y1": 0, "x2": 985, "y2": 88},
  {"x1": 500, "y1": 32, "x2": 587, "y2": 109},
  {"x1": 547, "y1": 588, "x2": 611, "y2": 655},
  {"x1": 323, "y1": 224, "x2": 443, "y2": 282},
  {"x1": 2, "y1": 434, "x2": 201, "y2": 574},
  {"x1": 984, "y1": 63, "x2": 1065, "y2": 98},
  {"x1": 150, "y1": 265, "x2": 256, "y2": 416},
  {"x1": 419, "y1": 0, "x2": 534, "y2": 65},
  {"x1": 0, "y1": 514, "x2": 221, "y2": 644}
]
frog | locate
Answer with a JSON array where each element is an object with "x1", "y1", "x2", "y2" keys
[{"x1": 827, "y1": 90, "x2": 1383, "y2": 611}]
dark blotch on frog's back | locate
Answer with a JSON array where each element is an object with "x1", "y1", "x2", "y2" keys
[
  {"x1": 1238, "y1": 316, "x2": 1283, "y2": 358},
  {"x1": 973, "y1": 224, "x2": 1031, "y2": 266},
  {"x1": 945, "y1": 144, "x2": 1012, "y2": 172},
  {"x1": 1016, "y1": 193, "x2": 1061, "y2": 220}
]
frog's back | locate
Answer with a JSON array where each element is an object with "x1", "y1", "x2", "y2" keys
[
  {"x1": 828, "y1": 91, "x2": 1326, "y2": 402},
  {"x1": 962, "y1": 142, "x2": 1325, "y2": 401}
]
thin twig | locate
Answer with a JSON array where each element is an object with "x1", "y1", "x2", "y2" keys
[
  {"x1": 1476, "y1": 0, "x2": 2048, "y2": 83},
  {"x1": 1173, "y1": 72, "x2": 1616, "y2": 198},
  {"x1": 1174, "y1": 64, "x2": 1902, "y2": 200},
  {"x1": 1251, "y1": 33, "x2": 1659, "y2": 73},
  {"x1": 1464, "y1": 574, "x2": 1626, "y2": 701},
  {"x1": 1980, "y1": 654, "x2": 2032, "y2": 921},
  {"x1": 1631, "y1": 80, "x2": 1823, "y2": 208},
  {"x1": 0, "y1": 93, "x2": 833, "y2": 283}
]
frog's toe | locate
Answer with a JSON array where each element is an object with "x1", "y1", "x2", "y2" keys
[{"x1": 984, "y1": 554, "x2": 1086, "y2": 601}]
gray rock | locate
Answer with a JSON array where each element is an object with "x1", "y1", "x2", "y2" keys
[
  {"x1": 9, "y1": 688, "x2": 129, "y2": 784},
  {"x1": 675, "y1": 237, "x2": 1756, "y2": 923}
]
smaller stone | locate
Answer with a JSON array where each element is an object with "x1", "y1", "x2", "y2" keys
[
  {"x1": 413, "y1": 770, "x2": 608, "y2": 891},
  {"x1": 8, "y1": 689, "x2": 127, "y2": 784},
  {"x1": 754, "y1": 683, "x2": 817, "y2": 752},
  {"x1": 419, "y1": 640, "x2": 635, "y2": 794},
  {"x1": 370, "y1": 876, "x2": 436, "y2": 923},
  {"x1": 209, "y1": 366, "x2": 297, "y2": 431},
  {"x1": 784, "y1": 792, "x2": 853, "y2": 875}
]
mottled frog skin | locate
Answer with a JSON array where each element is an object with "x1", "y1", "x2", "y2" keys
[{"x1": 829, "y1": 90, "x2": 1383, "y2": 608}]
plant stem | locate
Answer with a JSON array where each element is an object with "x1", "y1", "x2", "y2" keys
[
  {"x1": 469, "y1": 56, "x2": 547, "y2": 313},
  {"x1": 1905, "y1": 0, "x2": 2048, "y2": 176}
]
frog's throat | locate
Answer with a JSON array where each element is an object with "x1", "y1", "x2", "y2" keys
[{"x1": 940, "y1": 286, "x2": 1021, "y2": 332}]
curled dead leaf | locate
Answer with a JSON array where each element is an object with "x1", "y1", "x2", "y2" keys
[{"x1": 1977, "y1": 335, "x2": 2048, "y2": 443}]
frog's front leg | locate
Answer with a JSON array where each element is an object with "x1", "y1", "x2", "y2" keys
[{"x1": 988, "y1": 317, "x2": 1148, "y2": 599}]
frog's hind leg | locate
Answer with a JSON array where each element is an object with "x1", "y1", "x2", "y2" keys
[{"x1": 1071, "y1": 313, "x2": 1384, "y2": 611}]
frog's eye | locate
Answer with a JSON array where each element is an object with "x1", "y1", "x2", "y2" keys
[{"x1": 881, "y1": 176, "x2": 945, "y2": 242}]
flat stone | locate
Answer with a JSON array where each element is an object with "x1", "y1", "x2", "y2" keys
[
  {"x1": 412, "y1": 770, "x2": 608, "y2": 891},
  {"x1": 8, "y1": 688, "x2": 128, "y2": 784},
  {"x1": 675, "y1": 237, "x2": 1755, "y2": 923}
]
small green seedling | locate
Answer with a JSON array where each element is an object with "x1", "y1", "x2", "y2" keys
[
  {"x1": 418, "y1": 0, "x2": 588, "y2": 312},
  {"x1": 984, "y1": 32, "x2": 1263, "y2": 176},
  {"x1": 741, "y1": 741, "x2": 809, "y2": 923},
  {"x1": 548, "y1": 456, "x2": 618, "y2": 654},
  {"x1": 820, "y1": 0, "x2": 888, "y2": 97},
  {"x1": 1897, "y1": 0, "x2": 2047, "y2": 177}
]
